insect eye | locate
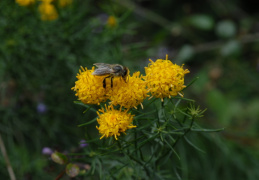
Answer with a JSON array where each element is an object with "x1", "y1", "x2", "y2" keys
[
  {"x1": 122, "y1": 68, "x2": 128, "y2": 76},
  {"x1": 113, "y1": 66, "x2": 122, "y2": 72}
]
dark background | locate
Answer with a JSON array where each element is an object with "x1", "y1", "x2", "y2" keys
[{"x1": 1, "y1": 0, "x2": 259, "y2": 179}]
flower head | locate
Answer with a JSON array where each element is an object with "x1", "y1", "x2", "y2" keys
[
  {"x1": 108, "y1": 72, "x2": 148, "y2": 109},
  {"x1": 187, "y1": 103, "x2": 207, "y2": 118},
  {"x1": 41, "y1": 0, "x2": 54, "y2": 2},
  {"x1": 42, "y1": 147, "x2": 53, "y2": 155},
  {"x1": 71, "y1": 66, "x2": 109, "y2": 105},
  {"x1": 38, "y1": 1, "x2": 58, "y2": 21},
  {"x1": 79, "y1": 140, "x2": 88, "y2": 148},
  {"x1": 37, "y1": 102, "x2": 47, "y2": 114},
  {"x1": 107, "y1": 16, "x2": 117, "y2": 28},
  {"x1": 58, "y1": 0, "x2": 73, "y2": 7},
  {"x1": 96, "y1": 105, "x2": 136, "y2": 140},
  {"x1": 15, "y1": 0, "x2": 35, "y2": 6},
  {"x1": 145, "y1": 55, "x2": 190, "y2": 100}
]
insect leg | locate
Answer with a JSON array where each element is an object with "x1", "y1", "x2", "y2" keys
[
  {"x1": 103, "y1": 78, "x2": 106, "y2": 88},
  {"x1": 111, "y1": 76, "x2": 114, "y2": 88},
  {"x1": 103, "y1": 75, "x2": 111, "y2": 88}
]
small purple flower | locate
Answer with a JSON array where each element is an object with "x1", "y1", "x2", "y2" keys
[
  {"x1": 37, "y1": 102, "x2": 47, "y2": 114},
  {"x1": 79, "y1": 140, "x2": 88, "y2": 148},
  {"x1": 42, "y1": 147, "x2": 53, "y2": 155}
]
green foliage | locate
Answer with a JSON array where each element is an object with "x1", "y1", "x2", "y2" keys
[
  {"x1": 187, "y1": 14, "x2": 215, "y2": 31},
  {"x1": 70, "y1": 97, "x2": 216, "y2": 179},
  {"x1": 1, "y1": 0, "x2": 259, "y2": 179},
  {"x1": 216, "y1": 20, "x2": 237, "y2": 38}
]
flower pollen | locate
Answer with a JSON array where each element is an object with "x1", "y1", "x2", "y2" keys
[
  {"x1": 107, "y1": 16, "x2": 117, "y2": 28},
  {"x1": 38, "y1": 1, "x2": 58, "y2": 21},
  {"x1": 145, "y1": 55, "x2": 190, "y2": 100},
  {"x1": 15, "y1": 0, "x2": 35, "y2": 6},
  {"x1": 109, "y1": 72, "x2": 148, "y2": 109},
  {"x1": 96, "y1": 105, "x2": 136, "y2": 140},
  {"x1": 71, "y1": 66, "x2": 109, "y2": 105}
]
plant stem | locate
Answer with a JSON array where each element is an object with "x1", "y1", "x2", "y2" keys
[
  {"x1": 172, "y1": 116, "x2": 195, "y2": 148},
  {"x1": 0, "y1": 134, "x2": 16, "y2": 180}
]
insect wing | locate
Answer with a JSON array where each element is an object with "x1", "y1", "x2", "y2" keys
[
  {"x1": 92, "y1": 63, "x2": 113, "y2": 76},
  {"x1": 92, "y1": 68, "x2": 113, "y2": 75},
  {"x1": 93, "y1": 63, "x2": 112, "y2": 68}
]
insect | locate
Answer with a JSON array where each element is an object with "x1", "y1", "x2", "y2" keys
[{"x1": 92, "y1": 63, "x2": 129, "y2": 88}]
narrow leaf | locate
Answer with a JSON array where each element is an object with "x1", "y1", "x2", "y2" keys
[
  {"x1": 183, "y1": 77, "x2": 199, "y2": 89},
  {"x1": 74, "y1": 101, "x2": 97, "y2": 113},
  {"x1": 172, "y1": 97, "x2": 195, "y2": 102},
  {"x1": 177, "y1": 108, "x2": 192, "y2": 118},
  {"x1": 131, "y1": 133, "x2": 159, "y2": 154},
  {"x1": 174, "y1": 99, "x2": 182, "y2": 110},
  {"x1": 184, "y1": 137, "x2": 205, "y2": 153},
  {"x1": 78, "y1": 117, "x2": 97, "y2": 127},
  {"x1": 134, "y1": 110, "x2": 156, "y2": 119},
  {"x1": 190, "y1": 127, "x2": 225, "y2": 132},
  {"x1": 164, "y1": 139, "x2": 180, "y2": 160}
]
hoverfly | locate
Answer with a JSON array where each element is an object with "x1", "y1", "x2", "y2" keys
[{"x1": 92, "y1": 63, "x2": 129, "y2": 88}]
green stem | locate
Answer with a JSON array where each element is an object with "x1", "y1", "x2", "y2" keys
[
  {"x1": 128, "y1": 154, "x2": 151, "y2": 178},
  {"x1": 117, "y1": 140, "x2": 151, "y2": 177},
  {"x1": 172, "y1": 116, "x2": 195, "y2": 148},
  {"x1": 0, "y1": 134, "x2": 16, "y2": 180}
]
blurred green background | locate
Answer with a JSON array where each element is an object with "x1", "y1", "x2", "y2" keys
[{"x1": 1, "y1": 0, "x2": 259, "y2": 179}]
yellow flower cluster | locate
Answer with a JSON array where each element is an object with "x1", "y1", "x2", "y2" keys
[
  {"x1": 38, "y1": 0, "x2": 58, "y2": 21},
  {"x1": 109, "y1": 72, "x2": 148, "y2": 109},
  {"x1": 58, "y1": 0, "x2": 73, "y2": 7},
  {"x1": 15, "y1": 0, "x2": 35, "y2": 6},
  {"x1": 145, "y1": 55, "x2": 190, "y2": 100},
  {"x1": 72, "y1": 68, "x2": 147, "y2": 109},
  {"x1": 96, "y1": 105, "x2": 136, "y2": 140},
  {"x1": 15, "y1": 0, "x2": 73, "y2": 21},
  {"x1": 107, "y1": 16, "x2": 117, "y2": 28},
  {"x1": 71, "y1": 66, "x2": 110, "y2": 105},
  {"x1": 73, "y1": 55, "x2": 190, "y2": 140}
]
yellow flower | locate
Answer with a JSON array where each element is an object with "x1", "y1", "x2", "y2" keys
[
  {"x1": 107, "y1": 16, "x2": 117, "y2": 28},
  {"x1": 96, "y1": 105, "x2": 136, "y2": 140},
  {"x1": 145, "y1": 55, "x2": 190, "y2": 100},
  {"x1": 71, "y1": 66, "x2": 109, "y2": 105},
  {"x1": 109, "y1": 72, "x2": 148, "y2": 109},
  {"x1": 15, "y1": 0, "x2": 35, "y2": 6},
  {"x1": 38, "y1": 2, "x2": 58, "y2": 21},
  {"x1": 41, "y1": 0, "x2": 54, "y2": 3},
  {"x1": 58, "y1": 0, "x2": 73, "y2": 7}
]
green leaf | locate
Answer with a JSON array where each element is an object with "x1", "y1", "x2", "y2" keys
[
  {"x1": 184, "y1": 137, "x2": 205, "y2": 153},
  {"x1": 144, "y1": 98, "x2": 157, "y2": 108},
  {"x1": 216, "y1": 20, "x2": 236, "y2": 38},
  {"x1": 173, "y1": 99, "x2": 181, "y2": 112},
  {"x1": 73, "y1": 101, "x2": 97, "y2": 113},
  {"x1": 188, "y1": 15, "x2": 214, "y2": 30},
  {"x1": 172, "y1": 97, "x2": 195, "y2": 102},
  {"x1": 83, "y1": 137, "x2": 100, "y2": 143},
  {"x1": 135, "y1": 118, "x2": 157, "y2": 131},
  {"x1": 176, "y1": 108, "x2": 192, "y2": 118},
  {"x1": 220, "y1": 40, "x2": 241, "y2": 57},
  {"x1": 132, "y1": 133, "x2": 159, "y2": 153},
  {"x1": 183, "y1": 77, "x2": 199, "y2": 90},
  {"x1": 190, "y1": 127, "x2": 225, "y2": 132},
  {"x1": 134, "y1": 110, "x2": 156, "y2": 119},
  {"x1": 164, "y1": 139, "x2": 180, "y2": 160},
  {"x1": 159, "y1": 151, "x2": 173, "y2": 167},
  {"x1": 177, "y1": 45, "x2": 194, "y2": 63},
  {"x1": 78, "y1": 117, "x2": 97, "y2": 127}
]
